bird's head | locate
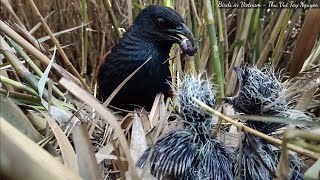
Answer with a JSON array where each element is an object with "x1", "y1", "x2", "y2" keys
[
  {"x1": 224, "y1": 64, "x2": 288, "y2": 115},
  {"x1": 131, "y1": 5, "x2": 197, "y2": 56}
]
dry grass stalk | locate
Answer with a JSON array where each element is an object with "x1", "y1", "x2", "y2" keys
[{"x1": 193, "y1": 98, "x2": 320, "y2": 160}]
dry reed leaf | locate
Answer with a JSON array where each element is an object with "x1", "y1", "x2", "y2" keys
[
  {"x1": 310, "y1": 128, "x2": 320, "y2": 135},
  {"x1": 225, "y1": 104, "x2": 235, "y2": 116},
  {"x1": 277, "y1": 143, "x2": 290, "y2": 179},
  {"x1": 120, "y1": 113, "x2": 134, "y2": 130},
  {"x1": 29, "y1": 10, "x2": 55, "y2": 34},
  {"x1": 290, "y1": 9, "x2": 320, "y2": 78},
  {"x1": 114, "y1": 142, "x2": 129, "y2": 179},
  {"x1": 125, "y1": 170, "x2": 157, "y2": 180},
  {"x1": 295, "y1": 86, "x2": 317, "y2": 111},
  {"x1": 59, "y1": 77, "x2": 138, "y2": 180},
  {"x1": 304, "y1": 158, "x2": 320, "y2": 180},
  {"x1": 126, "y1": 0, "x2": 133, "y2": 25},
  {"x1": 0, "y1": 118, "x2": 83, "y2": 180},
  {"x1": 199, "y1": 37, "x2": 210, "y2": 71},
  {"x1": 26, "y1": 111, "x2": 47, "y2": 131},
  {"x1": 127, "y1": 112, "x2": 148, "y2": 179},
  {"x1": 100, "y1": 123, "x2": 116, "y2": 147},
  {"x1": 217, "y1": 131, "x2": 239, "y2": 148},
  {"x1": 96, "y1": 143, "x2": 115, "y2": 163},
  {"x1": 229, "y1": 125, "x2": 238, "y2": 134},
  {"x1": 72, "y1": 123, "x2": 102, "y2": 180},
  {"x1": 256, "y1": 9, "x2": 288, "y2": 68},
  {"x1": 102, "y1": 154, "x2": 126, "y2": 161},
  {"x1": 0, "y1": 20, "x2": 81, "y2": 87},
  {"x1": 130, "y1": 112, "x2": 147, "y2": 163},
  {"x1": 88, "y1": 114, "x2": 99, "y2": 137},
  {"x1": 37, "y1": 22, "x2": 92, "y2": 43},
  {"x1": 140, "y1": 111, "x2": 151, "y2": 133},
  {"x1": 38, "y1": 46, "x2": 55, "y2": 110},
  {"x1": 42, "y1": 113, "x2": 78, "y2": 172},
  {"x1": 149, "y1": 93, "x2": 162, "y2": 128},
  {"x1": 155, "y1": 97, "x2": 171, "y2": 139},
  {"x1": 226, "y1": 9, "x2": 253, "y2": 96},
  {"x1": 0, "y1": 94, "x2": 43, "y2": 141}
]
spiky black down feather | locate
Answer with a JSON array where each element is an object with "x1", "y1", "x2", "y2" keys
[
  {"x1": 137, "y1": 130, "x2": 234, "y2": 180},
  {"x1": 235, "y1": 133, "x2": 304, "y2": 180},
  {"x1": 97, "y1": 5, "x2": 187, "y2": 111},
  {"x1": 234, "y1": 134, "x2": 278, "y2": 180},
  {"x1": 225, "y1": 64, "x2": 287, "y2": 134},
  {"x1": 231, "y1": 64, "x2": 287, "y2": 115},
  {"x1": 174, "y1": 73, "x2": 216, "y2": 124},
  {"x1": 228, "y1": 65, "x2": 304, "y2": 180},
  {"x1": 136, "y1": 72, "x2": 235, "y2": 180},
  {"x1": 274, "y1": 150, "x2": 304, "y2": 180}
]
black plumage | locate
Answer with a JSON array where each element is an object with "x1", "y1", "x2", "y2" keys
[
  {"x1": 234, "y1": 134, "x2": 278, "y2": 180},
  {"x1": 226, "y1": 64, "x2": 287, "y2": 116},
  {"x1": 225, "y1": 64, "x2": 304, "y2": 180},
  {"x1": 137, "y1": 73, "x2": 234, "y2": 180},
  {"x1": 97, "y1": 5, "x2": 196, "y2": 111},
  {"x1": 175, "y1": 73, "x2": 216, "y2": 125},
  {"x1": 137, "y1": 129, "x2": 234, "y2": 180}
]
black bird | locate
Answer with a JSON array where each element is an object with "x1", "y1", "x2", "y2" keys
[
  {"x1": 98, "y1": 5, "x2": 196, "y2": 111},
  {"x1": 225, "y1": 64, "x2": 287, "y2": 116},
  {"x1": 137, "y1": 73, "x2": 234, "y2": 180},
  {"x1": 225, "y1": 65, "x2": 304, "y2": 180}
]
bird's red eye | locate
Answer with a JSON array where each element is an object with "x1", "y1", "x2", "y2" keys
[{"x1": 155, "y1": 18, "x2": 168, "y2": 28}]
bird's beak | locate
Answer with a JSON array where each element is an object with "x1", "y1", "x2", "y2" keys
[
  {"x1": 175, "y1": 23, "x2": 195, "y2": 44},
  {"x1": 222, "y1": 97, "x2": 234, "y2": 105},
  {"x1": 233, "y1": 67, "x2": 241, "y2": 74},
  {"x1": 167, "y1": 23, "x2": 197, "y2": 56},
  {"x1": 233, "y1": 67, "x2": 243, "y2": 82}
]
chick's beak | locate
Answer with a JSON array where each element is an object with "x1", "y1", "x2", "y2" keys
[{"x1": 233, "y1": 67, "x2": 241, "y2": 74}]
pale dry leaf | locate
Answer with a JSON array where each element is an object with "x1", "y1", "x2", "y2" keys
[
  {"x1": 149, "y1": 93, "x2": 162, "y2": 128},
  {"x1": 96, "y1": 143, "x2": 115, "y2": 164},
  {"x1": 42, "y1": 113, "x2": 78, "y2": 172},
  {"x1": 130, "y1": 112, "x2": 147, "y2": 164},
  {"x1": 140, "y1": 112, "x2": 151, "y2": 134}
]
